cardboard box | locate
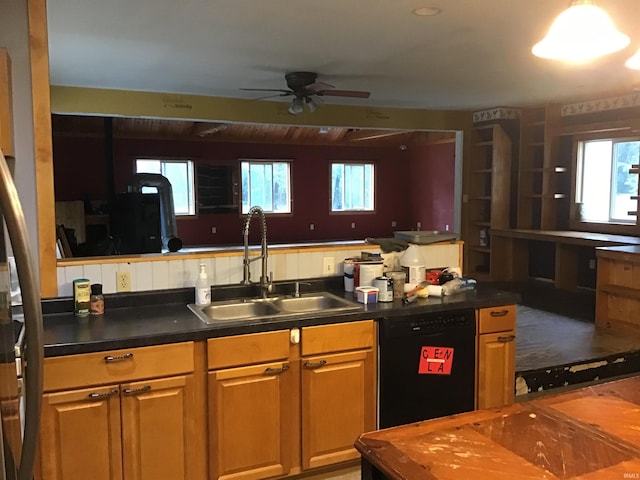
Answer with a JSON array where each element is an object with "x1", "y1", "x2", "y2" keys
[{"x1": 356, "y1": 286, "x2": 379, "y2": 304}]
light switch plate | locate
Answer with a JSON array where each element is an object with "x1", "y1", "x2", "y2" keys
[{"x1": 323, "y1": 257, "x2": 335, "y2": 275}]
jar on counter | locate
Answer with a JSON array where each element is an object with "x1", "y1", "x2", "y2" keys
[{"x1": 90, "y1": 283, "x2": 104, "y2": 315}]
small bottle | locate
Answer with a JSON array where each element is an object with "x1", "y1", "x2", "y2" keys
[
  {"x1": 195, "y1": 264, "x2": 211, "y2": 305},
  {"x1": 90, "y1": 283, "x2": 105, "y2": 315}
]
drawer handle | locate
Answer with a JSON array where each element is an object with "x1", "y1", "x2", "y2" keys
[
  {"x1": 264, "y1": 365, "x2": 290, "y2": 375},
  {"x1": 104, "y1": 353, "x2": 134, "y2": 363},
  {"x1": 490, "y1": 310, "x2": 509, "y2": 317},
  {"x1": 303, "y1": 360, "x2": 327, "y2": 369},
  {"x1": 87, "y1": 389, "x2": 119, "y2": 400},
  {"x1": 122, "y1": 385, "x2": 151, "y2": 395},
  {"x1": 497, "y1": 335, "x2": 516, "y2": 343}
]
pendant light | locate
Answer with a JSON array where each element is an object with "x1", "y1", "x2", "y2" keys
[
  {"x1": 532, "y1": 0, "x2": 630, "y2": 63},
  {"x1": 626, "y1": 49, "x2": 640, "y2": 70}
]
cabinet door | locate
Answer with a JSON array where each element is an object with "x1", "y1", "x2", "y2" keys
[
  {"x1": 39, "y1": 385, "x2": 122, "y2": 480},
  {"x1": 477, "y1": 330, "x2": 516, "y2": 409},
  {"x1": 209, "y1": 361, "x2": 292, "y2": 480},
  {"x1": 301, "y1": 349, "x2": 375, "y2": 470},
  {"x1": 120, "y1": 375, "x2": 195, "y2": 480}
]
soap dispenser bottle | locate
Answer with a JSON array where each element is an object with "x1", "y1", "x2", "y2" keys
[{"x1": 195, "y1": 263, "x2": 211, "y2": 305}]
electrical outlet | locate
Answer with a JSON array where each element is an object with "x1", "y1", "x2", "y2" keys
[
  {"x1": 323, "y1": 257, "x2": 335, "y2": 275},
  {"x1": 116, "y1": 270, "x2": 131, "y2": 292},
  {"x1": 211, "y1": 226, "x2": 217, "y2": 234},
  {"x1": 310, "y1": 223, "x2": 315, "y2": 230},
  {"x1": 589, "y1": 259, "x2": 596, "y2": 270}
]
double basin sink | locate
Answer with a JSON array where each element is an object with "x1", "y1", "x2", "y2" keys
[{"x1": 188, "y1": 291, "x2": 362, "y2": 323}]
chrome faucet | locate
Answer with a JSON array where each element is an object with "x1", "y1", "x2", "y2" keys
[{"x1": 242, "y1": 206, "x2": 273, "y2": 298}]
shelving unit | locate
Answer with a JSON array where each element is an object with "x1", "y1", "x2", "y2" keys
[
  {"x1": 466, "y1": 123, "x2": 512, "y2": 279},
  {"x1": 517, "y1": 105, "x2": 571, "y2": 230}
]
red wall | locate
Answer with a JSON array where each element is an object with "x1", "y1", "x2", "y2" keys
[
  {"x1": 408, "y1": 143, "x2": 456, "y2": 232},
  {"x1": 53, "y1": 135, "x2": 455, "y2": 246}
]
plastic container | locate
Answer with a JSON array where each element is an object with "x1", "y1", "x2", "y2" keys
[
  {"x1": 389, "y1": 271, "x2": 406, "y2": 298},
  {"x1": 400, "y1": 245, "x2": 426, "y2": 287},
  {"x1": 195, "y1": 264, "x2": 211, "y2": 305}
]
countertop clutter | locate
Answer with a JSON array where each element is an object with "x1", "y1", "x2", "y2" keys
[
  {"x1": 40, "y1": 277, "x2": 519, "y2": 356},
  {"x1": 355, "y1": 375, "x2": 640, "y2": 480}
]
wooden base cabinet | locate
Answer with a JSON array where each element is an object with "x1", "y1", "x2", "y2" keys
[
  {"x1": 37, "y1": 342, "x2": 202, "y2": 480},
  {"x1": 207, "y1": 321, "x2": 376, "y2": 480},
  {"x1": 300, "y1": 321, "x2": 376, "y2": 470},
  {"x1": 476, "y1": 306, "x2": 517, "y2": 409}
]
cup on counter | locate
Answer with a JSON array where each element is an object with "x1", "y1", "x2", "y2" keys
[{"x1": 389, "y1": 271, "x2": 406, "y2": 299}]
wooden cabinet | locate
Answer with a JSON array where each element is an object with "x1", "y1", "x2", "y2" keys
[
  {"x1": 476, "y1": 305, "x2": 516, "y2": 409},
  {"x1": 596, "y1": 246, "x2": 640, "y2": 329},
  {"x1": 300, "y1": 321, "x2": 376, "y2": 470},
  {"x1": 207, "y1": 321, "x2": 376, "y2": 480},
  {"x1": 465, "y1": 123, "x2": 512, "y2": 280},
  {"x1": 207, "y1": 330, "x2": 293, "y2": 480},
  {"x1": 38, "y1": 342, "x2": 201, "y2": 480},
  {"x1": 0, "y1": 48, "x2": 13, "y2": 157}
]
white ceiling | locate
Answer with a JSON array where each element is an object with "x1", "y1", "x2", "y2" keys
[{"x1": 46, "y1": 0, "x2": 640, "y2": 112}]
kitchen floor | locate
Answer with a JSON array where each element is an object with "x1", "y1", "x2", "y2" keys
[{"x1": 491, "y1": 280, "x2": 640, "y2": 394}]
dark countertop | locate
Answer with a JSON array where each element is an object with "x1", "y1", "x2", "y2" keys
[{"x1": 41, "y1": 279, "x2": 520, "y2": 357}]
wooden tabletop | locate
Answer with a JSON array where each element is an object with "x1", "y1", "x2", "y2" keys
[{"x1": 355, "y1": 376, "x2": 640, "y2": 479}]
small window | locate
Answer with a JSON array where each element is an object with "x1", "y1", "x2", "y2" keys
[
  {"x1": 331, "y1": 162, "x2": 375, "y2": 212},
  {"x1": 576, "y1": 139, "x2": 639, "y2": 224},
  {"x1": 135, "y1": 158, "x2": 196, "y2": 216},
  {"x1": 240, "y1": 160, "x2": 292, "y2": 214}
]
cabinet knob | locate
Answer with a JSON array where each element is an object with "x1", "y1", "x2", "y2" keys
[
  {"x1": 490, "y1": 309, "x2": 509, "y2": 317},
  {"x1": 104, "y1": 353, "x2": 134, "y2": 363}
]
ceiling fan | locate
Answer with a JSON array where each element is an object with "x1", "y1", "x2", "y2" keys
[{"x1": 241, "y1": 72, "x2": 371, "y2": 114}]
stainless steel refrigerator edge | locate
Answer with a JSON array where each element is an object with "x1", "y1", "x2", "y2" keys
[{"x1": 0, "y1": 147, "x2": 44, "y2": 480}]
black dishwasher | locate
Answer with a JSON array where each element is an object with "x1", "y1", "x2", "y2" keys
[{"x1": 378, "y1": 309, "x2": 476, "y2": 429}]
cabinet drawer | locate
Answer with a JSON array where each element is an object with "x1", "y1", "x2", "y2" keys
[
  {"x1": 478, "y1": 305, "x2": 517, "y2": 334},
  {"x1": 44, "y1": 342, "x2": 194, "y2": 392},
  {"x1": 207, "y1": 330, "x2": 290, "y2": 370},
  {"x1": 301, "y1": 320, "x2": 374, "y2": 356}
]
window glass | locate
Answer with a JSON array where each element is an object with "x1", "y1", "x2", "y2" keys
[
  {"x1": 135, "y1": 158, "x2": 195, "y2": 216},
  {"x1": 241, "y1": 160, "x2": 291, "y2": 214},
  {"x1": 577, "y1": 139, "x2": 639, "y2": 224},
  {"x1": 331, "y1": 162, "x2": 375, "y2": 212}
]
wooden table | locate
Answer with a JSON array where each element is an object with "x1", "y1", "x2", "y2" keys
[{"x1": 355, "y1": 375, "x2": 640, "y2": 479}]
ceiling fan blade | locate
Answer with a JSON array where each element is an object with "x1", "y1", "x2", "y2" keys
[
  {"x1": 315, "y1": 89, "x2": 371, "y2": 99},
  {"x1": 252, "y1": 92, "x2": 294, "y2": 100},
  {"x1": 306, "y1": 81, "x2": 335, "y2": 91},
  {"x1": 240, "y1": 88, "x2": 293, "y2": 94}
]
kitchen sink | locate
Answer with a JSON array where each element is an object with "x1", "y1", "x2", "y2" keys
[
  {"x1": 188, "y1": 291, "x2": 361, "y2": 324},
  {"x1": 272, "y1": 292, "x2": 361, "y2": 314},
  {"x1": 189, "y1": 298, "x2": 281, "y2": 323}
]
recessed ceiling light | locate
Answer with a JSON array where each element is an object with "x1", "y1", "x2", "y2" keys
[{"x1": 412, "y1": 7, "x2": 442, "y2": 17}]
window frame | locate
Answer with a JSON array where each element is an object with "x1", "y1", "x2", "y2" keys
[
  {"x1": 570, "y1": 132, "x2": 640, "y2": 234},
  {"x1": 239, "y1": 159, "x2": 293, "y2": 216},
  {"x1": 134, "y1": 157, "x2": 196, "y2": 217},
  {"x1": 329, "y1": 160, "x2": 377, "y2": 215}
]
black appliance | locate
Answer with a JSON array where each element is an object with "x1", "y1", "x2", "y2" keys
[
  {"x1": 378, "y1": 309, "x2": 476, "y2": 429},
  {"x1": 111, "y1": 192, "x2": 162, "y2": 254}
]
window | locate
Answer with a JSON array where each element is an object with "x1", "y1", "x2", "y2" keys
[
  {"x1": 135, "y1": 158, "x2": 195, "y2": 216},
  {"x1": 576, "y1": 139, "x2": 639, "y2": 224},
  {"x1": 331, "y1": 162, "x2": 375, "y2": 212},
  {"x1": 240, "y1": 160, "x2": 291, "y2": 214}
]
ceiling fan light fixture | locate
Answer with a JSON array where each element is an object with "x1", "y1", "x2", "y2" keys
[
  {"x1": 288, "y1": 97, "x2": 304, "y2": 115},
  {"x1": 304, "y1": 97, "x2": 317, "y2": 113},
  {"x1": 411, "y1": 7, "x2": 441, "y2": 17},
  {"x1": 532, "y1": 0, "x2": 630, "y2": 63},
  {"x1": 626, "y1": 48, "x2": 640, "y2": 70}
]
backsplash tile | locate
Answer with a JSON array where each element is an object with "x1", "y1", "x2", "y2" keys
[{"x1": 151, "y1": 261, "x2": 170, "y2": 290}]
